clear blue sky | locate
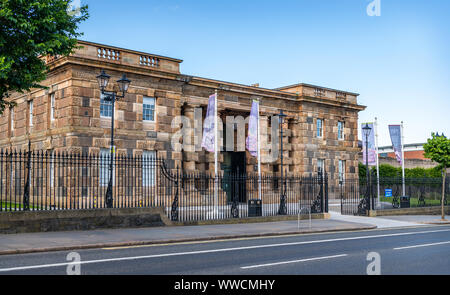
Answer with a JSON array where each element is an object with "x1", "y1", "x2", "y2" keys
[{"x1": 77, "y1": 0, "x2": 450, "y2": 146}]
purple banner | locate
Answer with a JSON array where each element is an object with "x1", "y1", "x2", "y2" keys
[
  {"x1": 361, "y1": 122, "x2": 377, "y2": 166},
  {"x1": 246, "y1": 100, "x2": 259, "y2": 157},
  {"x1": 201, "y1": 94, "x2": 216, "y2": 153},
  {"x1": 389, "y1": 125, "x2": 403, "y2": 165}
]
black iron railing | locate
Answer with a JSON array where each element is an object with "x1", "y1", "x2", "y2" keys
[
  {"x1": 340, "y1": 175, "x2": 449, "y2": 215},
  {"x1": 0, "y1": 149, "x2": 328, "y2": 222},
  {"x1": 375, "y1": 177, "x2": 449, "y2": 209}
]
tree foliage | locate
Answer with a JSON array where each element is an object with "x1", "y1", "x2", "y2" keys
[
  {"x1": 0, "y1": 0, "x2": 88, "y2": 114},
  {"x1": 423, "y1": 133, "x2": 450, "y2": 171}
]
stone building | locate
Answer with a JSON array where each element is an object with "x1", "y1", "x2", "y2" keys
[{"x1": 0, "y1": 40, "x2": 365, "y2": 192}]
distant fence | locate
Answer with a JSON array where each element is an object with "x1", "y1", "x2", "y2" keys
[
  {"x1": 0, "y1": 149, "x2": 328, "y2": 222},
  {"x1": 338, "y1": 175, "x2": 449, "y2": 216},
  {"x1": 373, "y1": 177, "x2": 449, "y2": 210}
]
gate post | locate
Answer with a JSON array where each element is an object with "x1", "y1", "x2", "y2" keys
[{"x1": 170, "y1": 166, "x2": 180, "y2": 222}]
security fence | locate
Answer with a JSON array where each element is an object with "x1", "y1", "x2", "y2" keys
[{"x1": 0, "y1": 149, "x2": 328, "y2": 222}]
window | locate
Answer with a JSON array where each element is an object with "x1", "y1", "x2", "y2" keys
[
  {"x1": 142, "y1": 150, "x2": 156, "y2": 187},
  {"x1": 29, "y1": 101, "x2": 33, "y2": 126},
  {"x1": 317, "y1": 159, "x2": 324, "y2": 173},
  {"x1": 10, "y1": 108, "x2": 14, "y2": 131},
  {"x1": 99, "y1": 148, "x2": 114, "y2": 186},
  {"x1": 338, "y1": 160, "x2": 345, "y2": 182},
  {"x1": 100, "y1": 94, "x2": 113, "y2": 118},
  {"x1": 143, "y1": 97, "x2": 155, "y2": 121},
  {"x1": 316, "y1": 118, "x2": 323, "y2": 138},
  {"x1": 338, "y1": 121, "x2": 344, "y2": 140},
  {"x1": 50, "y1": 93, "x2": 55, "y2": 121}
]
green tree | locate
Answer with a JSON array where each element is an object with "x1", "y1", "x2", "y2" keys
[
  {"x1": 0, "y1": 0, "x2": 88, "y2": 114},
  {"x1": 423, "y1": 133, "x2": 450, "y2": 221}
]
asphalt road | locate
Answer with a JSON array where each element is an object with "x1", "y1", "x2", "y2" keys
[{"x1": 0, "y1": 225, "x2": 449, "y2": 275}]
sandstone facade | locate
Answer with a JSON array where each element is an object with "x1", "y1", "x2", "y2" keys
[{"x1": 0, "y1": 40, "x2": 365, "y2": 188}]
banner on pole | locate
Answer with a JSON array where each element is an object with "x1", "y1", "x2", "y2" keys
[
  {"x1": 388, "y1": 124, "x2": 403, "y2": 165},
  {"x1": 201, "y1": 94, "x2": 216, "y2": 153},
  {"x1": 246, "y1": 100, "x2": 259, "y2": 157},
  {"x1": 362, "y1": 122, "x2": 377, "y2": 166}
]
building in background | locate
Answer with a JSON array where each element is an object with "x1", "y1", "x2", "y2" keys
[{"x1": 358, "y1": 142, "x2": 438, "y2": 169}]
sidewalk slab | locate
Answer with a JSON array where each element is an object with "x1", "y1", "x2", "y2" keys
[
  {"x1": 0, "y1": 219, "x2": 375, "y2": 256},
  {"x1": 329, "y1": 211, "x2": 424, "y2": 228},
  {"x1": 375, "y1": 215, "x2": 450, "y2": 225}
]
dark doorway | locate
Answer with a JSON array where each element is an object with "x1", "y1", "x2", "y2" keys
[{"x1": 222, "y1": 152, "x2": 247, "y2": 203}]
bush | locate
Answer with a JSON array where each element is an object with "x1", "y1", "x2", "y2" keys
[{"x1": 358, "y1": 163, "x2": 440, "y2": 180}]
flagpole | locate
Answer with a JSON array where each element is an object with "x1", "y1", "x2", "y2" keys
[
  {"x1": 257, "y1": 100, "x2": 261, "y2": 200},
  {"x1": 401, "y1": 121, "x2": 405, "y2": 196},
  {"x1": 375, "y1": 117, "x2": 380, "y2": 207},
  {"x1": 214, "y1": 89, "x2": 219, "y2": 212}
]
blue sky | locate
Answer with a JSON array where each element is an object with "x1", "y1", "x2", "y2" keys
[{"x1": 77, "y1": 0, "x2": 450, "y2": 146}]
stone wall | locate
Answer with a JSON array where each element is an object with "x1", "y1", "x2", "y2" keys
[
  {"x1": 375, "y1": 206, "x2": 450, "y2": 216},
  {"x1": 0, "y1": 207, "x2": 169, "y2": 234}
]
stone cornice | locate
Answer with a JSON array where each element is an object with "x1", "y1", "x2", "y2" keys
[{"x1": 44, "y1": 45, "x2": 366, "y2": 112}]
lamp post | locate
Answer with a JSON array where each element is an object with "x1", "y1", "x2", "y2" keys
[
  {"x1": 362, "y1": 123, "x2": 372, "y2": 212},
  {"x1": 436, "y1": 133, "x2": 448, "y2": 221},
  {"x1": 277, "y1": 109, "x2": 287, "y2": 215},
  {"x1": 96, "y1": 70, "x2": 131, "y2": 208}
]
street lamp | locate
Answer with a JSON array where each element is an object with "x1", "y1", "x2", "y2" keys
[
  {"x1": 277, "y1": 109, "x2": 287, "y2": 215},
  {"x1": 96, "y1": 70, "x2": 131, "y2": 208},
  {"x1": 362, "y1": 123, "x2": 372, "y2": 211}
]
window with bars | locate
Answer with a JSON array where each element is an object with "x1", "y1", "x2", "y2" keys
[
  {"x1": 317, "y1": 159, "x2": 324, "y2": 173},
  {"x1": 142, "y1": 150, "x2": 156, "y2": 187},
  {"x1": 338, "y1": 160, "x2": 345, "y2": 182},
  {"x1": 143, "y1": 97, "x2": 155, "y2": 121},
  {"x1": 100, "y1": 148, "x2": 115, "y2": 186},
  {"x1": 49, "y1": 150, "x2": 55, "y2": 188}
]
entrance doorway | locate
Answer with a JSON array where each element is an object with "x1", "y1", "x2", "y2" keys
[{"x1": 222, "y1": 152, "x2": 246, "y2": 203}]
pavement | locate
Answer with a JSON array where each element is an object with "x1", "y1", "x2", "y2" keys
[
  {"x1": 0, "y1": 218, "x2": 376, "y2": 255},
  {"x1": 0, "y1": 212, "x2": 448, "y2": 256},
  {"x1": 374, "y1": 214, "x2": 450, "y2": 225},
  {"x1": 329, "y1": 211, "x2": 424, "y2": 228}
]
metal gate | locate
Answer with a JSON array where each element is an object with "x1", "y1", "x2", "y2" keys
[{"x1": 340, "y1": 176, "x2": 373, "y2": 216}]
